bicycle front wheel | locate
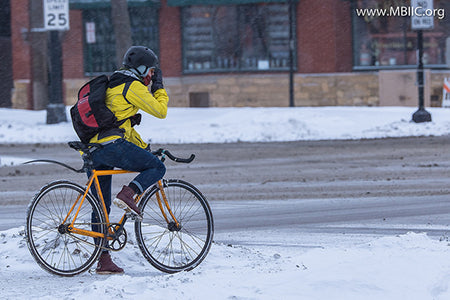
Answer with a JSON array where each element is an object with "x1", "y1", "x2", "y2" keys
[
  {"x1": 26, "y1": 180, "x2": 106, "y2": 276},
  {"x1": 135, "y1": 179, "x2": 214, "y2": 273}
]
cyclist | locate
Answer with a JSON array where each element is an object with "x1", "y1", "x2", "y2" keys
[{"x1": 89, "y1": 46, "x2": 169, "y2": 274}]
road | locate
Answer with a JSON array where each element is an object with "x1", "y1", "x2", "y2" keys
[{"x1": 1, "y1": 137, "x2": 450, "y2": 244}]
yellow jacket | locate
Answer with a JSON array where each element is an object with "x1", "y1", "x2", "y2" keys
[{"x1": 89, "y1": 71, "x2": 169, "y2": 149}]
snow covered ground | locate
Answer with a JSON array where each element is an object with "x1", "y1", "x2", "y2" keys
[
  {"x1": 2, "y1": 106, "x2": 450, "y2": 299},
  {"x1": 1, "y1": 106, "x2": 450, "y2": 145},
  {"x1": 3, "y1": 226, "x2": 450, "y2": 300}
]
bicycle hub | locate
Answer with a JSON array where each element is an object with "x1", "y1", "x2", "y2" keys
[{"x1": 168, "y1": 221, "x2": 181, "y2": 232}]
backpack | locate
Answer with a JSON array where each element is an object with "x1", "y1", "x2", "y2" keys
[{"x1": 70, "y1": 75, "x2": 118, "y2": 144}]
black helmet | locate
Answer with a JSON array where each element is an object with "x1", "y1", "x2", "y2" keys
[{"x1": 122, "y1": 46, "x2": 158, "y2": 72}]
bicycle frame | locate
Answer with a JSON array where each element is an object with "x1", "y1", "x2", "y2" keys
[{"x1": 62, "y1": 169, "x2": 179, "y2": 240}]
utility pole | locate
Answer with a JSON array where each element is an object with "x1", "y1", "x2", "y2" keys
[{"x1": 111, "y1": 0, "x2": 132, "y2": 68}]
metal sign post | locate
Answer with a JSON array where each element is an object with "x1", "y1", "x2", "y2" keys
[
  {"x1": 411, "y1": 0, "x2": 433, "y2": 123},
  {"x1": 288, "y1": 0, "x2": 295, "y2": 107},
  {"x1": 43, "y1": 0, "x2": 69, "y2": 124}
]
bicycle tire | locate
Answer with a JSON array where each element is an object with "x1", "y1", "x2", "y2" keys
[
  {"x1": 26, "y1": 180, "x2": 106, "y2": 276},
  {"x1": 135, "y1": 179, "x2": 214, "y2": 273}
]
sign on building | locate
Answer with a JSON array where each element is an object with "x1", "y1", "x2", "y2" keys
[
  {"x1": 411, "y1": 0, "x2": 434, "y2": 30},
  {"x1": 43, "y1": 0, "x2": 70, "y2": 31},
  {"x1": 85, "y1": 22, "x2": 96, "y2": 44}
]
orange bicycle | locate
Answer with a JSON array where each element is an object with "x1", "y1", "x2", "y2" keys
[{"x1": 25, "y1": 141, "x2": 214, "y2": 276}]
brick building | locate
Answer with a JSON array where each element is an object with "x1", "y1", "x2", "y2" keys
[{"x1": 3, "y1": 0, "x2": 450, "y2": 109}]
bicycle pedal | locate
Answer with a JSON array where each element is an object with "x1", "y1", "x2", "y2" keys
[{"x1": 125, "y1": 211, "x2": 143, "y2": 221}]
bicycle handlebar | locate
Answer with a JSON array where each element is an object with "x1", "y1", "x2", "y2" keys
[{"x1": 152, "y1": 148, "x2": 195, "y2": 163}]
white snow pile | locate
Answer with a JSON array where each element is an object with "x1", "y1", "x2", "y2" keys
[
  {"x1": 1, "y1": 106, "x2": 450, "y2": 145},
  {"x1": 2, "y1": 226, "x2": 450, "y2": 299}
]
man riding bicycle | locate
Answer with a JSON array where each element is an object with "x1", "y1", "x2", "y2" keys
[{"x1": 88, "y1": 46, "x2": 169, "y2": 274}]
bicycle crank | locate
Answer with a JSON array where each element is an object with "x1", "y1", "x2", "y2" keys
[{"x1": 107, "y1": 223, "x2": 127, "y2": 251}]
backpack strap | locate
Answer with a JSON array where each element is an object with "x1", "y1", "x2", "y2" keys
[
  {"x1": 122, "y1": 81, "x2": 132, "y2": 104},
  {"x1": 122, "y1": 81, "x2": 132, "y2": 105}
]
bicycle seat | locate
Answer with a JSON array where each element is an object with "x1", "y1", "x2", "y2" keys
[
  {"x1": 68, "y1": 141, "x2": 103, "y2": 153},
  {"x1": 68, "y1": 141, "x2": 104, "y2": 173}
]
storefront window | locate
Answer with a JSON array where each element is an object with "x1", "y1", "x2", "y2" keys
[
  {"x1": 352, "y1": 0, "x2": 450, "y2": 69},
  {"x1": 182, "y1": 3, "x2": 294, "y2": 73},
  {"x1": 82, "y1": 6, "x2": 159, "y2": 75}
]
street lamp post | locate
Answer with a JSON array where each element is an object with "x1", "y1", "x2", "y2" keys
[
  {"x1": 411, "y1": 0, "x2": 432, "y2": 123},
  {"x1": 412, "y1": 30, "x2": 431, "y2": 123}
]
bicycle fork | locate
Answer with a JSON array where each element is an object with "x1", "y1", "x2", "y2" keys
[{"x1": 155, "y1": 180, "x2": 181, "y2": 231}]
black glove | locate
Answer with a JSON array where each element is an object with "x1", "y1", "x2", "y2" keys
[
  {"x1": 151, "y1": 68, "x2": 164, "y2": 94},
  {"x1": 129, "y1": 113, "x2": 142, "y2": 127}
]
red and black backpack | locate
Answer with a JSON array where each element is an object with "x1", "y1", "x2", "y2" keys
[{"x1": 70, "y1": 75, "x2": 118, "y2": 144}]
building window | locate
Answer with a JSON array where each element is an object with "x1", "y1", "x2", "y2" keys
[
  {"x1": 352, "y1": 0, "x2": 450, "y2": 69},
  {"x1": 82, "y1": 6, "x2": 159, "y2": 75},
  {"x1": 182, "y1": 3, "x2": 294, "y2": 73}
]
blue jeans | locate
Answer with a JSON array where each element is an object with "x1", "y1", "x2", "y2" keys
[{"x1": 88, "y1": 138, "x2": 165, "y2": 216}]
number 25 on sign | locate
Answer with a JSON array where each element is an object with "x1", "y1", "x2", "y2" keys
[{"x1": 44, "y1": 0, "x2": 70, "y2": 31}]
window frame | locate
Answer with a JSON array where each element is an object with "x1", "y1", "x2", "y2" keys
[
  {"x1": 351, "y1": 0, "x2": 450, "y2": 71},
  {"x1": 181, "y1": 3, "x2": 297, "y2": 74},
  {"x1": 81, "y1": 5, "x2": 160, "y2": 76}
]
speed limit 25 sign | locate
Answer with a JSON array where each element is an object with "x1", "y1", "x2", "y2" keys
[{"x1": 44, "y1": 0, "x2": 70, "y2": 31}]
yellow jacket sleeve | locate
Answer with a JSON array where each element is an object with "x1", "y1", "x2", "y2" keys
[
  {"x1": 124, "y1": 81, "x2": 169, "y2": 119},
  {"x1": 90, "y1": 80, "x2": 169, "y2": 149}
]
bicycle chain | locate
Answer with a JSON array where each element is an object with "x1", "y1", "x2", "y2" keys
[
  {"x1": 65, "y1": 210, "x2": 142, "y2": 252},
  {"x1": 66, "y1": 222, "x2": 121, "y2": 252}
]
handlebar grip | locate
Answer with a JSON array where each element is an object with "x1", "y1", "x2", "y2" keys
[
  {"x1": 173, "y1": 154, "x2": 195, "y2": 163},
  {"x1": 152, "y1": 148, "x2": 195, "y2": 163}
]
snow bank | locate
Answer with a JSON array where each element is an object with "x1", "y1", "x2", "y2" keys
[
  {"x1": 1, "y1": 227, "x2": 450, "y2": 299},
  {"x1": 1, "y1": 106, "x2": 450, "y2": 145}
]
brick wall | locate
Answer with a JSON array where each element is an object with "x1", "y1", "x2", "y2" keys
[
  {"x1": 10, "y1": 0, "x2": 30, "y2": 108},
  {"x1": 11, "y1": 0, "x2": 30, "y2": 80},
  {"x1": 159, "y1": 0, "x2": 182, "y2": 77},
  {"x1": 298, "y1": 0, "x2": 352, "y2": 73},
  {"x1": 63, "y1": 10, "x2": 84, "y2": 79}
]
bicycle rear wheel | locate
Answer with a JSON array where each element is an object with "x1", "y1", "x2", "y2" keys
[
  {"x1": 26, "y1": 180, "x2": 106, "y2": 276},
  {"x1": 135, "y1": 179, "x2": 214, "y2": 273}
]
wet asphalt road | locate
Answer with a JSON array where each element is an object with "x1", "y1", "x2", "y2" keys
[{"x1": 1, "y1": 137, "x2": 450, "y2": 243}]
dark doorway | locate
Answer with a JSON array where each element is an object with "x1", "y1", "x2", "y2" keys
[
  {"x1": 189, "y1": 92, "x2": 210, "y2": 107},
  {"x1": 0, "y1": 0, "x2": 12, "y2": 108}
]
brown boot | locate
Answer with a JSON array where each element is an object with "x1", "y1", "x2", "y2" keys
[
  {"x1": 113, "y1": 185, "x2": 141, "y2": 217},
  {"x1": 95, "y1": 252, "x2": 124, "y2": 275}
]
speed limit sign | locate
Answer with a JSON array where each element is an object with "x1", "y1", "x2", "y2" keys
[{"x1": 43, "y1": 0, "x2": 70, "y2": 31}]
